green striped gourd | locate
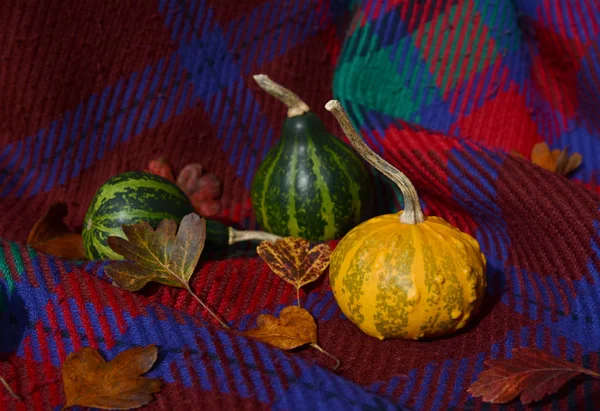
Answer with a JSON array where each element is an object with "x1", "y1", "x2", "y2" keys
[
  {"x1": 83, "y1": 171, "x2": 279, "y2": 260},
  {"x1": 251, "y1": 75, "x2": 374, "y2": 241}
]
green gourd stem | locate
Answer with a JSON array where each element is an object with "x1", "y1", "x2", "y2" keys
[
  {"x1": 310, "y1": 343, "x2": 341, "y2": 371},
  {"x1": 325, "y1": 100, "x2": 424, "y2": 225},
  {"x1": 253, "y1": 74, "x2": 310, "y2": 118},
  {"x1": 228, "y1": 227, "x2": 281, "y2": 245}
]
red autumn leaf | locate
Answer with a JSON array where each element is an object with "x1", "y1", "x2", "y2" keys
[
  {"x1": 176, "y1": 163, "x2": 204, "y2": 196},
  {"x1": 146, "y1": 157, "x2": 175, "y2": 182},
  {"x1": 468, "y1": 348, "x2": 600, "y2": 405},
  {"x1": 194, "y1": 173, "x2": 222, "y2": 200},
  {"x1": 190, "y1": 197, "x2": 221, "y2": 217},
  {"x1": 176, "y1": 164, "x2": 222, "y2": 217}
]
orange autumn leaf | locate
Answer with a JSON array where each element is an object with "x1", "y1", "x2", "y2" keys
[
  {"x1": 244, "y1": 305, "x2": 317, "y2": 350},
  {"x1": 529, "y1": 142, "x2": 582, "y2": 176},
  {"x1": 257, "y1": 238, "x2": 331, "y2": 305},
  {"x1": 468, "y1": 348, "x2": 600, "y2": 405},
  {"x1": 243, "y1": 306, "x2": 340, "y2": 370},
  {"x1": 27, "y1": 203, "x2": 85, "y2": 260},
  {"x1": 62, "y1": 345, "x2": 162, "y2": 410}
]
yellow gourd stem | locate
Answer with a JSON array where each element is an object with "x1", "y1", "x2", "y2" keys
[
  {"x1": 253, "y1": 74, "x2": 310, "y2": 118},
  {"x1": 325, "y1": 100, "x2": 424, "y2": 225}
]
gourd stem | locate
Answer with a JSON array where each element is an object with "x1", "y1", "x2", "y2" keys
[
  {"x1": 228, "y1": 227, "x2": 282, "y2": 245},
  {"x1": 325, "y1": 100, "x2": 424, "y2": 225},
  {"x1": 310, "y1": 343, "x2": 341, "y2": 371},
  {"x1": 253, "y1": 74, "x2": 310, "y2": 118}
]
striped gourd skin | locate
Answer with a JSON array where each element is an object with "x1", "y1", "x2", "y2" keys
[
  {"x1": 251, "y1": 112, "x2": 374, "y2": 241},
  {"x1": 329, "y1": 212, "x2": 486, "y2": 340},
  {"x1": 82, "y1": 172, "x2": 196, "y2": 260}
]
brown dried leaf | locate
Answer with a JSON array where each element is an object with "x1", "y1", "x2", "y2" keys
[
  {"x1": 104, "y1": 214, "x2": 206, "y2": 291},
  {"x1": 243, "y1": 306, "x2": 340, "y2": 369},
  {"x1": 257, "y1": 237, "x2": 331, "y2": 291},
  {"x1": 468, "y1": 348, "x2": 600, "y2": 405},
  {"x1": 27, "y1": 203, "x2": 85, "y2": 260},
  {"x1": 62, "y1": 345, "x2": 162, "y2": 410},
  {"x1": 530, "y1": 142, "x2": 582, "y2": 176},
  {"x1": 104, "y1": 215, "x2": 229, "y2": 329},
  {"x1": 243, "y1": 305, "x2": 317, "y2": 350}
]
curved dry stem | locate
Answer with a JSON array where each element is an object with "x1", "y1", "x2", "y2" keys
[
  {"x1": 310, "y1": 343, "x2": 341, "y2": 371},
  {"x1": 253, "y1": 74, "x2": 310, "y2": 118},
  {"x1": 325, "y1": 100, "x2": 424, "y2": 224},
  {"x1": 186, "y1": 286, "x2": 231, "y2": 330},
  {"x1": 0, "y1": 376, "x2": 20, "y2": 400},
  {"x1": 228, "y1": 227, "x2": 282, "y2": 245}
]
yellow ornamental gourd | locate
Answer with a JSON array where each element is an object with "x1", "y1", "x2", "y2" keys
[{"x1": 325, "y1": 100, "x2": 487, "y2": 341}]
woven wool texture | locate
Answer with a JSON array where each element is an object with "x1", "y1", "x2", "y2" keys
[{"x1": 0, "y1": 0, "x2": 599, "y2": 409}]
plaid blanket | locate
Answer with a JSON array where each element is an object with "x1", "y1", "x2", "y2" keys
[{"x1": 1, "y1": 0, "x2": 599, "y2": 409}]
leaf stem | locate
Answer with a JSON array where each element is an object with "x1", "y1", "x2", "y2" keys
[
  {"x1": 296, "y1": 287, "x2": 301, "y2": 308},
  {"x1": 310, "y1": 343, "x2": 340, "y2": 371},
  {"x1": 583, "y1": 369, "x2": 600, "y2": 378},
  {"x1": 185, "y1": 286, "x2": 231, "y2": 330},
  {"x1": 0, "y1": 376, "x2": 20, "y2": 400},
  {"x1": 325, "y1": 100, "x2": 424, "y2": 225},
  {"x1": 253, "y1": 74, "x2": 310, "y2": 118}
]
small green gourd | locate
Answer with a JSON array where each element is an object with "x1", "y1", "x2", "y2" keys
[
  {"x1": 82, "y1": 171, "x2": 280, "y2": 260},
  {"x1": 251, "y1": 75, "x2": 374, "y2": 241}
]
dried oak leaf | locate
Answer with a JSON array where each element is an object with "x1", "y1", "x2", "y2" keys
[
  {"x1": 104, "y1": 214, "x2": 206, "y2": 291},
  {"x1": 27, "y1": 203, "x2": 85, "y2": 260},
  {"x1": 62, "y1": 345, "x2": 162, "y2": 410},
  {"x1": 243, "y1": 305, "x2": 339, "y2": 369},
  {"x1": 468, "y1": 347, "x2": 600, "y2": 405},
  {"x1": 515, "y1": 142, "x2": 582, "y2": 176},
  {"x1": 257, "y1": 237, "x2": 331, "y2": 304}
]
